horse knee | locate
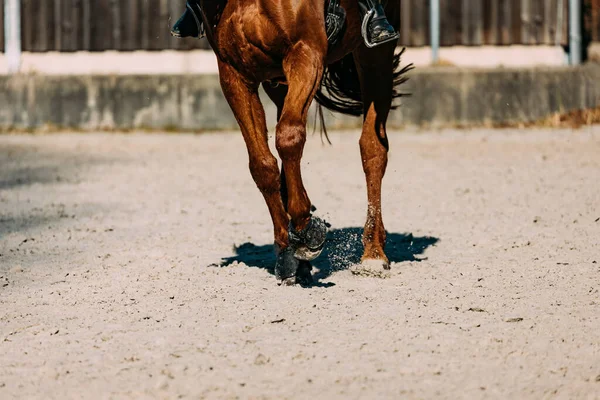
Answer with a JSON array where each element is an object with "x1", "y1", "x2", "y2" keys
[
  {"x1": 276, "y1": 122, "x2": 306, "y2": 161},
  {"x1": 249, "y1": 155, "x2": 280, "y2": 193}
]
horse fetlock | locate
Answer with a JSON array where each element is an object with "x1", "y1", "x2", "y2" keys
[{"x1": 289, "y1": 216, "x2": 328, "y2": 261}]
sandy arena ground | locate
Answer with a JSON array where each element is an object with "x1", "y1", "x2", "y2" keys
[{"x1": 1, "y1": 128, "x2": 599, "y2": 399}]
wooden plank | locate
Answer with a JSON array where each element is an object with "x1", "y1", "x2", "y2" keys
[
  {"x1": 122, "y1": 0, "x2": 140, "y2": 51},
  {"x1": 592, "y1": 0, "x2": 600, "y2": 41},
  {"x1": 589, "y1": 0, "x2": 598, "y2": 41},
  {"x1": 483, "y1": 0, "x2": 500, "y2": 45},
  {"x1": 82, "y1": 0, "x2": 91, "y2": 50},
  {"x1": 158, "y1": 0, "x2": 169, "y2": 50},
  {"x1": 43, "y1": 0, "x2": 56, "y2": 51},
  {"x1": 400, "y1": 0, "x2": 411, "y2": 46},
  {"x1": 543, "y1": 0, "x2": 554, "y2": 44},
  {"x1": 439, "y1": 0, "x2": 448, "y2": 46},
  {"x1": 511, "y1": 0, "x2": 522, "y2": 44},
  {"x1": 410, "y1": 0, "x2": 427, "y2": 46},
  {"x1": 111, "y1": 0, "x2": 122, "y2": 49},
  {"x1": 471, "y1": 0, "x2": 483, "y2": 45},
  {"x1": 33, "y1": 0, "x2": 43, "y2": 51},
  {"x1": 62, "y1": 0, "x2": 77, "y2": 52},
  {"x1": 553, "y1": 0, "x2": 564, "y2": 45},
  {"x1": 60, "y1": 0, "x2": 69, "y2": 51},
  {"x1": 146, "y1": 0, "x2": 159, "y2": 50},
  {"x1": 0, "y1": 0, "x2": 4, "y2": 52},
  {"x1": 530, "y1": 0, "x2": 544, "y2": 44},
  {"x1": 36, "y1": 0, "x2": 50, "y2": 51},
  {"x1": 22, "y1": 0, "x2": 34, "y2": 51},
  {"x1": 440, "y1": 0, "x2": 459, "y2": 46},
  {"x1": 54, "y1": 0, "x2": 62, "y2": 51},
  {"x1": 140, "y1": 0, "x2": 150, "y2": 49},
  {"x1": 90, "y1": 0, "x2": 113, "y2": 51},
  {"x1": 551, "y1": 0, "x2": 564, "y2": 45},
  {"x1": 594, "y1": 0, "x2": 600, "y2": 42},
  {"x1": 561, "y1": 0, "x2": 568, "y2": 45},
  {"x1": 499, "y1": 0, "x2": 512, "y2": 44},
  {"x1": 71, "y1": 0, "x2": 83, "y2": 51},
  {"x1": 520, "y1": 0, "x2": 530, "y2": 44},
  {"x1": 461, "y1": 0, "x2": 469, "y2": 45},
  {"x1": 21, "y1": 0, "x2": 34, "y2": 51},
  {"x1": 460, "y1": 0, "x2": 482, "y2": 45},
  {"x1": 167, "y1": 0, "x2": 182, "y2": 50},
  {"x1": 423, "y1": 0, "x2": 431, "y2": 46}
]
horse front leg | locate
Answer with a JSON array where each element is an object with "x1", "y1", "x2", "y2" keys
[
  {"x1": 276, "y1": 44, "x2": 328, "y2": 274},
  {"x1": 218, "y1": 62, "x2": 297, "y2": 284},
  {"x1": 263, "y1": 82, "x2": 314, "y2": 287}
]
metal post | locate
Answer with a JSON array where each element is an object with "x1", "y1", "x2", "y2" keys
[
  {"x1": 568, "y1": 0, "x2": 581, "y2": 65},
  {"x1": 430, "y1": 0, "x2": 440, "y2": 64},
  {"x1": 4, "y1": 0, "x2": 22, "y2": 74}
]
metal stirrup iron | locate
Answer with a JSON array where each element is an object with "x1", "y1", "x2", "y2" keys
[
  {"x1": 359, "y1": 0, "x2": 399, "y2": 48},
  {"x1": 187, "y1": 1, "x2": 206, "y2": 39}
]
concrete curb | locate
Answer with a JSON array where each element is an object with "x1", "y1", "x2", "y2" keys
[{"x1": 1, "y1": 64, "x2": 599, "y2": 131}]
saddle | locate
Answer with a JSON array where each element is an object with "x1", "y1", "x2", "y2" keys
[{"x1": 176, "y1": 0, "x2": 347, "y2": 47}]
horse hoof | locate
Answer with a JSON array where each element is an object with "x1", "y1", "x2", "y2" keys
[
  {"x1": 295, "y1": 260, "x2": 314, "y2": 287},
  {"x1": 289, "y1": 216, "x2": 328, "y2": 261},
  {"x1": 350, "y1": 259, "x2": 391, "y2": 279},
  {"x1": 275, "y1": 247, "x2": 299, "y2": 282}
]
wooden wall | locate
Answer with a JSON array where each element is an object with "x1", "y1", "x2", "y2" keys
[
  {"x1": 400, "y1": 0, "x2": 570, "y2": 46},
  {"x1": 588, "y1": 0, "x2": 600, "y2": 41},
  {"x1": 0, "y1": 0, "x2": 597, "y2": 52}
]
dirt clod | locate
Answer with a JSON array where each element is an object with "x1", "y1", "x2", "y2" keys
[
  {"x1": 468, "y1": 308, "x2": 486, "y2": 313},
  {"x1": 506, "y1": 318, "x2": 524, "y2": 323}
]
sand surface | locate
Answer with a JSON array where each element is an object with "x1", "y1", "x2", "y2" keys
[{"x1": 1, "y1": 128, "x2": 599, "y2": 399}]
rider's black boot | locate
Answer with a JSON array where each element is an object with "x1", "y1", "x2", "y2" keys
[
  {"x1": 171, "y1": 0, "x2": 203, "y2": 39},
  {"x1": 357, "y1": 0, "x2": 399, "y2": 48}
]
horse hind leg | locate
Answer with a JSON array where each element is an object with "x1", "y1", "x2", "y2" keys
[
  {"x1": 276, "y1": 43, "x2": 328, "y2": 266},
  {"x1": 262, "y1": 82, "x2": 290, "y2": 213},
  {"x1": 351, "y1": 41, "x2": 397, "y2": 276}
]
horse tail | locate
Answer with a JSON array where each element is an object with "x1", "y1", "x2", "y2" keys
[
  {"x1": 314, "y1": 53, "x2": 363, "y2": 117},
  {"x1": 314, "y1": 47, "x2": 414, "y2": 117}
]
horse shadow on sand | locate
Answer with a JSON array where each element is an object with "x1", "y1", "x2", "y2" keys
[{"x1": 219, "y1": 228, "x2": 439, "y2": 286}]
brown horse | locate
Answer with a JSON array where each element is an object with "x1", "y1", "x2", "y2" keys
[{"x1": 196, "y1": 0, "x2": 411, "y2": 285}]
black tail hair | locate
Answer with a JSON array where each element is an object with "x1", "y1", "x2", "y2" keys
[{"x1": 314, "y1": 47, "x2": 414, "y2": 117}]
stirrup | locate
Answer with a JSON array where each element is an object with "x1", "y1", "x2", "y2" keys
[{"x1": 360, "y1": 8, "x2": 400, "y2": 48}]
